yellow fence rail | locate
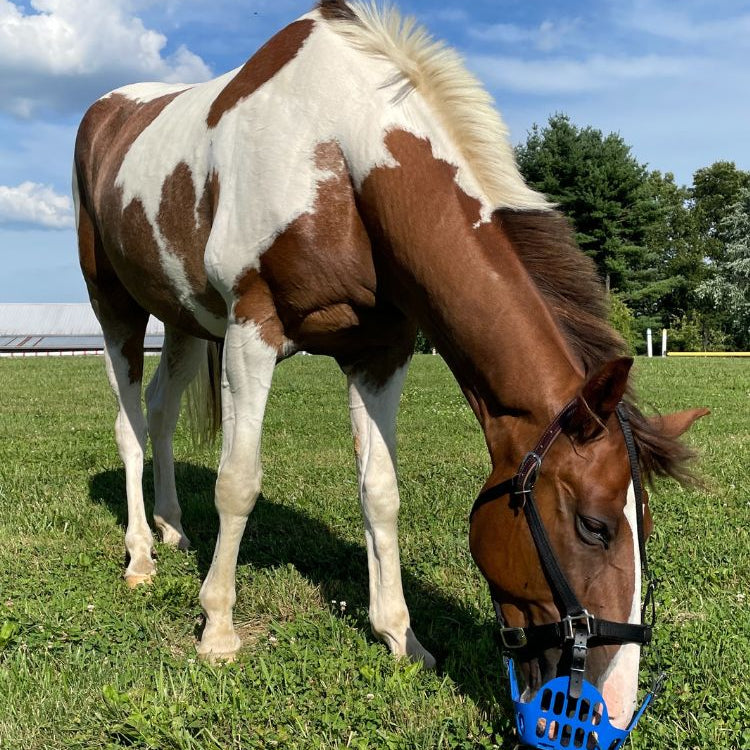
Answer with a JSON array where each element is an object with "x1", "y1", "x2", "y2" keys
[{"x1": 666, "y1": 352, "x2": 750, "y2": 357}]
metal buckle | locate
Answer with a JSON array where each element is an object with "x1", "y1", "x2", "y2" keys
[
  {"x1": 512, "y1": 453, "x2": 543, "y2": 508},
  {"x1": 500, "y1": 627, "x2": 528, "y2": 649},
  {"x1": 651, "y1": 671, "x2": 667, "y2": 699},
  {"x1": 562, "y1": 611, "x2": 594, "y2": 641},
  {"x1": 520, "y1": 452, "x2": 542, "y2": 491}
]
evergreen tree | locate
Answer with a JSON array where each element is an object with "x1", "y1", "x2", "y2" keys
[{"x1": 516, "y1": 114, "x2": 655, "y2": 305}]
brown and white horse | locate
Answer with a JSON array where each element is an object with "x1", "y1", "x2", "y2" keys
[{"x1": 73, "y1": 0, "x2": 706, "y2": 730}]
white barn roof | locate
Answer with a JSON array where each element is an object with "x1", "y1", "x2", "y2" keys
[
  {"x1": 0, "y1": 303, "x2": 164, "y2": 354},
  {"x1": 0, "y1": 303, "x2": 164, "y2": 336}
]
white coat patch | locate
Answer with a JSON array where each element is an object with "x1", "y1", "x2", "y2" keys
[{"x1": 601, "y1": 481, "x2": 642, "y2": 729}]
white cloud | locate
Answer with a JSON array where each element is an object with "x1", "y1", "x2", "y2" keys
[
  {"x1": 468, "y1": 53, "x2": 693, "y2": 96},
  {"x1": 0, "y1": 0, "x2": 212, "y2": 118},
  {"x1": 468, "y1": 19, "x2": 582, "y2": 53},
  {"x1": 619, "y1": 1, "x2": 750, "y2": 45},
  {"x1": 428, "y1": 8, "x2": 470, "y2": 24},
  {"x1": 0, "y1": 182, "x2": 74, "y2": 229}
]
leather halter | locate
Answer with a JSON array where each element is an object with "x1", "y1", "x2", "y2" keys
[{"x1": 470, "y1": 400, "x2": 655, "y2": 700}]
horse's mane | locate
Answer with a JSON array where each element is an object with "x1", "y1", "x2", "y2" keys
[
  {"x1": 318, "y1": 1, "x2": 698, "y2": 486},
  {"x1": 317, "y1": 0, "x2": 550, "y2": 212},
  {"x1": 496, "y1": 210, "x2": 699, "y2": 485}
]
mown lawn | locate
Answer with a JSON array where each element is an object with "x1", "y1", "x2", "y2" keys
[{"x1": 0, "y1": 354, "x2": 747, "y2": 749}]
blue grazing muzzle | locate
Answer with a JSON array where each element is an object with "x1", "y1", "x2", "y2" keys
[{"x1": 505, "y1": 657, "x2": 658, "y2": 750}]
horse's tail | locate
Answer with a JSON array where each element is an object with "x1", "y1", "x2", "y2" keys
[{"x1": 185, "y1": 341, "x2": 222, "y2": 447}]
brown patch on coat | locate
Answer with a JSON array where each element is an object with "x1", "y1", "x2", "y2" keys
[
  {"x1": 121, "y1": 330, "x2": 146, "y2": 383},
  {"x1": 75, "y1": 90, "x2": 183, "y2": 307},
  {"x1": 206, "y1": 19, "x2": 315, "y2": 129},
  {"x1": 233, "y1": 269, "x2": 286, "y2": 351},
  {"x1": 356, "y1": 129, "x2": 569, "y2": 413},
  {"x1": 317, "y1": 0, "x2": 358, "y2": 22},
  {"x1": 231, "y1": 140, "x2": 415, "y2": 379},
  {"x1": 75, "y1": 94, "x2": 181, "y2": 384},
  {"x1": 76, "y1": 188, "x2": 149, "y2": 385},
  {"x1": 76, "y1": 92, "x2": 183, "y2": 212},
  {"x1": 111, "y1": 194, "x2": 217, "y2": 338},
  {"x1": 76, "y1": 185, "x2": 101, "y2": 293},
  {"x1": 156, "y1": 162, "x2": 226, "y2": 320},
  {"x1": 258, "y1": 141, "x2": 374, "y2": 341},
  {"x1": 75, "y1": 92, "x2": 226, "y2": 343}
]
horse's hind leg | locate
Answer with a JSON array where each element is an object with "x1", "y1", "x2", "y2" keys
[
  {"x1": 77, "y1": 196, "x2": 153, "y2": 586},
  {"x1": 197, "y1": 322, "x2": 276, "y2": 660},
  {"x1": 346, "y1": 362, "x2": 436, "y2": 668},
  {"x1": 97, "y1": 309, "x2": 153, "y2": 587},
  {"x1": 145, "y1": 326, "x2": 207, "y2": 549}
]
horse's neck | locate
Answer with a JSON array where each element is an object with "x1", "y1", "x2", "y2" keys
[{"x1": 358, "y1": 130, "x2": 583, "y2": 464}]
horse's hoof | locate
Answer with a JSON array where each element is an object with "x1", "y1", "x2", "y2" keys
[
  {"x1": 161, "y1": 529, "x2": 191, "y2": 550},
  {"x1": 416, "y1": 649, "x2": 437, "y2": 670},
  {"x1": 155, "y1": 520, "x2": 191, "y2": 550},
  {"x1": 197, "y1": 650, "x2": 237, "y2": 665},
  {"x1": 405, "y1": 628, "x2": 436, "y2": 669},
  {"x1": 196, "y1": 630, "x2": 242, "y2": 662},
  {"x1": 125, "y1": 573, "x2": 154, "y2": 588}
]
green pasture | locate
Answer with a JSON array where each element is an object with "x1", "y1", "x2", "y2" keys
[{"x1": 0, "y1": 354, "x2": 747, "y2": 749}]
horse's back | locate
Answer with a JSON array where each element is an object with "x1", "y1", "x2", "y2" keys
[{"x1": 73, "y1": 9, "x2": 422, "y2": 353}]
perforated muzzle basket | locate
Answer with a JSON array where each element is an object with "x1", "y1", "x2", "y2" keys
[{"x1": 505, "y1": 658, "x2": 653, "y2": 750}]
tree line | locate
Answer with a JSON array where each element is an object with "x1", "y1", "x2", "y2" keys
[{"x1": 515, "y1": 114, "x2": 750, "y2": 353}]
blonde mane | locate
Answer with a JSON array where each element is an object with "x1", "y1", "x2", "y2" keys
[{"x1": 317, "y1": 1, "x2": 551, "y2": 212}]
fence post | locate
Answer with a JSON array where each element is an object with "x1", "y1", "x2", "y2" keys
[
  {"x1": 662, "y1": 329, "x2": 667, "y2": 357},
  {"x1": 646, "y1": 328, "x2": 653, "y2": 358}
]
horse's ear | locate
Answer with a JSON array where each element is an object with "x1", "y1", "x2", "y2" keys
[
  {"x1": 651, "y1": 407, "x2": 710, "y2": 438},
  {"x1": 564, "y1": 357, "x2": 633, "y2": 441}
]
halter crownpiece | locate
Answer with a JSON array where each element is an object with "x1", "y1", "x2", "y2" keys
[{"x1": 471, "y1": 400, "x2": 663, "y2": 749}]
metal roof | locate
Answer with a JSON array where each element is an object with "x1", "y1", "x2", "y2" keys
[
  {"x1": 0, "y1": 303, "x2": 164, "y2": 336},
  {"x1": 0, "y1": 303, "x2": 164, "y2": 354}
]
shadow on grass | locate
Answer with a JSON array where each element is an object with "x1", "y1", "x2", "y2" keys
[{"x1": 89, "y1": 462, "x2": 510, "y2": 721}]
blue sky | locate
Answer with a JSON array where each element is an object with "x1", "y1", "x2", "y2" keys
[{"x1": 1, "y1": 0, "x2": 749, "y2": 302}]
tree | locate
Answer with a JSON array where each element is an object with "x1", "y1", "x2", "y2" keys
[
  {"x1": 691, "y1": 161, "x2": 750, "y2": 263},
  {"x1": 516, "y1": 114, "x2": 655, "y2": 305},
  {"x1": 695, "y1": 188, "x2": 750, "y2": 349},
  {"x1": 638, "y1": 171, "x2": 705, "y2": 328}
]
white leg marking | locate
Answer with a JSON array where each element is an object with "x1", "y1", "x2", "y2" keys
[
  {"x1": 146, "y1": 328, "x2": 206, "y2": 549},
  {"x1": 348, "y1": 363, "x2": 435, "y2": 668},
  {"x1": 103, "y1": 340, "x2": 153, "y2": 585},
  {"x1": 197, "y1": 323, "x2": 275, "y2": 660},
  {"x1": 601, "y1": 481, "x2": 642, "y2": 729}
]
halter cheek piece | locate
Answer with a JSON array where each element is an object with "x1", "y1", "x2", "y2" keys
[{"x1": 471, "y1": 401, "x2": 664, "y2": 750}]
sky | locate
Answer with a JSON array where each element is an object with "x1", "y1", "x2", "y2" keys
[{"x1": 1, "y1": 0, "x2": 749, "y2": 302}]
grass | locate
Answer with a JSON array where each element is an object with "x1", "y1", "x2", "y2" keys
[{"x1": 0, "y1": 354, "x2": 747, "y2": 749}]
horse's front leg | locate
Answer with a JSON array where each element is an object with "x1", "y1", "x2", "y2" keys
[
  {"x1": 197, "y1": 322, "x2": 276, "y2": 661},
  {"x1": 347, "y1": 361, "x2": 436, "y2": 668}
]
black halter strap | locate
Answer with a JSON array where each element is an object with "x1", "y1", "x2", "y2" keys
[{"x1": 471, "y1": 399, "x2": 654, "y2": 699}]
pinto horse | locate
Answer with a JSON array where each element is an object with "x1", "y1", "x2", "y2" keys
[{"x1": 74, "y1": 0, "x2": 706, "y2": 734}]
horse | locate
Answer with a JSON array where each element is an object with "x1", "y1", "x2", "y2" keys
[{"x1": 73, "y1": 0, "x2": 707, "y2": 739}]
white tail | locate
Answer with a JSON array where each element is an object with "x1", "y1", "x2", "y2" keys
[{"x1": 184, "y1": 341, "x2": 222, "y2": 447}]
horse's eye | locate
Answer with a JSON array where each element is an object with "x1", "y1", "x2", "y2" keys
[{"x1": 577, "y1": 515, "x2": 611, "y2": 549}]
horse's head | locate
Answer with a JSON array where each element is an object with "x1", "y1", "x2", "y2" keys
[{"x1": 469, "y1": 357, "x2": 707, "y2": 738}]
